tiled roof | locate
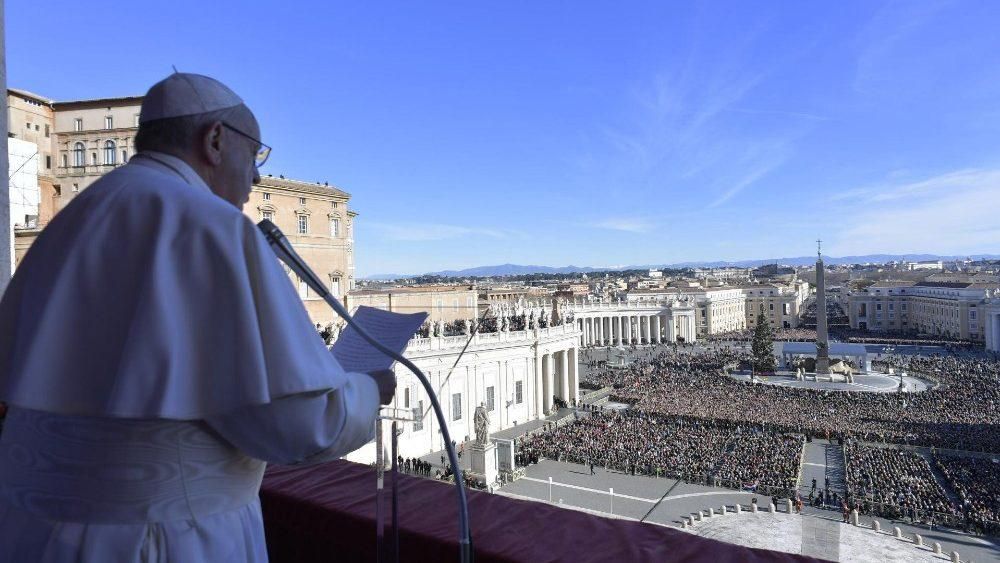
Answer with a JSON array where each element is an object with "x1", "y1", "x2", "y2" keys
[
  {"x1": 256, "y1": 175, "x2": 351, "y2": 199},
  {"x1": 8, "y1": 88, "x2": 53, "y2": 104}
]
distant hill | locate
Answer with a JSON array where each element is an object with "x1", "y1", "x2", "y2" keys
[{"x1": 363, "y1": 254, "x2": 1000, "y2": 280}]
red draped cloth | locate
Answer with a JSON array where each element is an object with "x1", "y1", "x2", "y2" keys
[{"x1": 260, "y1": 461, "x2": 821, "y2": 563}]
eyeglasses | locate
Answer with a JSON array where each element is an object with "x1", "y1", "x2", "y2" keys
[{"x1": 222, "y1": 123, "x2": 272, "y2": 169}]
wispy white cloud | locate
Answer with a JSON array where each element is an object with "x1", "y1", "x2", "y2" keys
[
  {"x1": 576, "y1": 19, "x2": 818, "y2": 209},
  {"x1": 591, "y1": 217, "x2": 654, "y2": 233},
  {"x1": 725, "y1": 107, "x2": 830, "y2": 122},
  {"x1": 830, "y1": 168, "x2": 1000, "y2": 255},
  {"x1": 369, "y1": 222, "x2": 522, "y2": 242},
  {"x1": 708, "y1": 147, "x2": 791, "y2": 208},
  {"x1": 852, "y1": 1, "x2": 953, "y2": 95}
]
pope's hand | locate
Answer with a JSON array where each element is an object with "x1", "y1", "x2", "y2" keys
[{"x1": 366, "y1": 369, "x2": 396, "y2": 405}]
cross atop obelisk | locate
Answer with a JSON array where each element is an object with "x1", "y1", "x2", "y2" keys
[{"x1": 817, "y1": 238, "x2": 822, "y2": 258}]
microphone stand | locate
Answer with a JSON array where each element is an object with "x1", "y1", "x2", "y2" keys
[{"x1": 256, "y1": 220, "x2": 472, "y2": 563}]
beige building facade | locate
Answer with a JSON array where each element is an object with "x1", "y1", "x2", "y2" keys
[
  {"x1": 742, "y1": 280, "x2": 810, "y2": 329},
  {"x1": 248, "y1": 175, "x2": 357, "y2": 325},
  {"x1": 346, "y1": 285, "x2": 477, "y2": 324},
  {"x1": 848, "y1": 281, "x2": 999, "y2": 341}
]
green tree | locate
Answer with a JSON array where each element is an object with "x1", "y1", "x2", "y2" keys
[{"x1": 751, "y1": 313, "x2": 776, "y2": 374}]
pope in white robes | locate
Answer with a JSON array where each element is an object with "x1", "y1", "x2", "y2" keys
[{"x1": 0, "y1": 73, "x2": 391, "y2": 562}]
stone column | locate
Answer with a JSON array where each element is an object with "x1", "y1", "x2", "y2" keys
[
  {"x1": 653, "y1": 315, "x2": 661, "y2": 344},
  {"x1": 544, "y1": 353, "x2": 555, "y2": 413},
  {"x1": 534, "y1": 351, "x2": 543, "y2": 418},
  {"x1": 623, "y1": 315, "x2": 631, "y2": 344},
  {"x1": 568, "y1": 347, "x2": 579, "y2": 404},
  {"x1": 560, "y1": 350, "x2": 569, "y2": 403},
  {"x1": 614, "y1": 316, "x2": 621, "y2": 346}
]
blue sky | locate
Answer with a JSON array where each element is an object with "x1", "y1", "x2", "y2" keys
[{"x1": 8, "y1": 1, "x2": 1000, "y2": 276}]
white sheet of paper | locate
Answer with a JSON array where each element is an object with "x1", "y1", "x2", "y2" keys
[{"x1": 331, "y1": 306, "x2": 428, "y2": 373}]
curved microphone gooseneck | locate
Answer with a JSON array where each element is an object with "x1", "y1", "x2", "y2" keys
[{"x1": 256, "y1": 220, "x2": 472, "y2": 563}]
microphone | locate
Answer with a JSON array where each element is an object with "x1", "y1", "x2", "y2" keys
[{"x1": 255, "y1": 219, "x2": 473, "y2": 563}]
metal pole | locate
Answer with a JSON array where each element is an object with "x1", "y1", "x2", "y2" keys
[
  {"x1": 375, "y1": 418, "x2": 385, "y2": 563},
  {"x1": 548, "y1": 477, "x2": 553, "y2": 502},
  {"x1": 610, "y1": 488, "x2": 614, "y2": 514},
  {"x1": 391, "y1": 420, "x2": 399, "y2": 563}
]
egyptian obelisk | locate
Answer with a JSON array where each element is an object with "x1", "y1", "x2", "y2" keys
[{"x1": 815, "y1": 239, "x2": 830, "y2": 375}]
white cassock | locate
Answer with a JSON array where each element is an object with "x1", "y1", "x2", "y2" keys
[{"x1": 0, "y1": 152, "x2": 380, "y2": 562}]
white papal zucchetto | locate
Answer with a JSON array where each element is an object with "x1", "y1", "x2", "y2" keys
[{"x1": 139, "y1": 72, "x2": 244, "y2": 124}]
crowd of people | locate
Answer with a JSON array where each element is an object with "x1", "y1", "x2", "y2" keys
[
  {"x1": 703, "y1": 328, "x2": 818, "y2": 343},
  {"x1": 844, "y1": 441, "x2": 957, "y2": 524},
  {"x1": 934, "y1": 454, "x2": 1000, "y2": 535},
  {"x1": 548, "y1": 344, "x2": 1000, "y2": 533},
  {"x1": 518, "y1": 410, "x2": 803, "y2": 498},
  {"x1": 579, "y1": 347, "x2": 1000, "y2": 453},
  {"x1": 830, "y1": 327, "x2": 984, "y2": 349}
]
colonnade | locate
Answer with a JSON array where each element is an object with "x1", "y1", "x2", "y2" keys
[
  {"x1": 534, "y1": 347, "x2": 578, "y2": 415},
  {"x1": 575, "y1": 312, "x2": 696, "y2": 347}
]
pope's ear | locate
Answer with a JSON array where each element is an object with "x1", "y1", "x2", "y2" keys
[{"x1": 201, "y1": 121, "x2": 225, "y2": 166}]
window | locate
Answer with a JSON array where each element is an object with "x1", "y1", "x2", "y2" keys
[
  {"x1": 74, "y1": 118, "x2": 83, "y2": 131},
  {"x1": 262, "y1": 210, "x2": 274, "y2": 222},
  {"x1": 332, "y1": 201, "x2": 338, "y2": 209},
  {"x1": 486, "y1": 386, "x2": 495, "y2": 412},
  {"x1": 515, "y1": 381, "x2": 523, "y2": 404},
  {"x1": 412, "y1": 400, "x2": 424, "y2": 431},
  {"x1": 970, "y1": 310, "x2": 977, "y2": 320},
  {"x1": 104, "y1": 141, "x2": 117, "y2": 165},
  {"x1": 299, "y1": 197, "x2": 306, "y2": 206},
  {"x1": 297, "y1": 214, "x2": 309, "y2": 234},
  {"x1": 262, "y1": 192, "x2": 271, "y2": 201},
  {"x1": 452, "y1": 393, "x2": 462, "y2": 421},
  {"x1": 72, "y1": 183, "x2": 79, "y2": 192},
  {"x1": 45, "y1": 155, "x2": 51, "y2": 169},
  {"x1": 876, "y1": 304, "x2": 882, "y2": 311},
  {"x1": 403, "y1": 388, "x2": 410, "y2": 409},
  {"x1": 134, "y1": 114, "x2": 140, "y2": 127},
  {"x1": 769, "y1": 303, "x2": 774, "y2": 311},
  {"x1": 122, "y1": 150, "x2": 128, "y2": 163},
  {"x1": 331, "y1": 218, "x2": 340, "y2": 237},
  {"x1": 44, "y1": 124, "x2": 50, "y2": 137},
  {"x1": 62, "y1": 154, "x2": 67, "y2": 167},
  {"x1": 105, "y1": 116, "x2": 113, "y2": 129},
  {"x1": 331, "y1": 276, "x2": 341, "y2": 296},
  {"x1": 92, "y1": 153, "x2": 97, "y2": 165},
  {"x1": 73, "y1": 143, "x2": 85, "y2": 167}
]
